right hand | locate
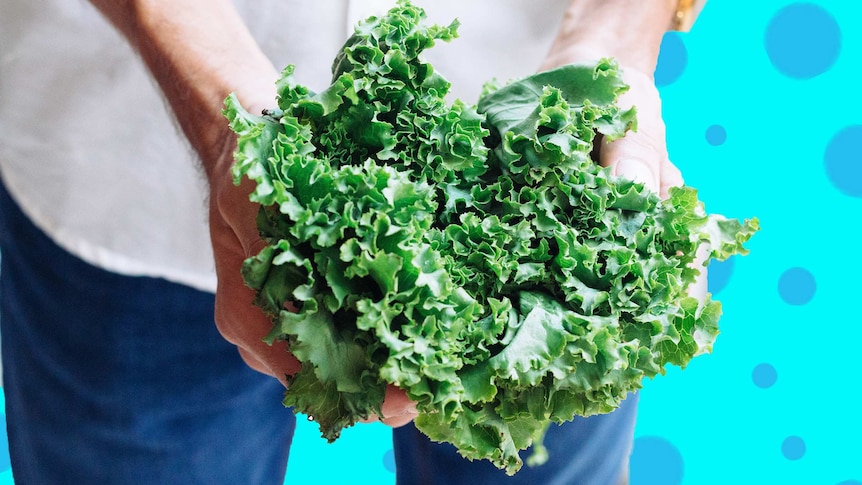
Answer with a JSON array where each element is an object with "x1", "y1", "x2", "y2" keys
[
  {"x1": 209, "y1": 95, "x2": 419, "y2": 427},
  {"x1": 208, "y1": 142, "x2": 302, "y2": 388}
]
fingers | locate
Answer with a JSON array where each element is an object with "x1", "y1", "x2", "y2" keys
[
  {"x1": 661, "y1": 157, "x2": 684, "y2": 196},
  {"x1": 380, "y1": 413, "x2": 418, "y2": 428},
  {"x1": 212, "y1": 234, "x2": 301, "y2": 387},
  {"x1": 360, "y1": 384, "x2": 419, "y2": 428},
  {"x1": 598, "y1": 68, "x2": 683, "y2": 199},
  {"x1": 209, "y1": 174, "x2": 301, "y2": 388},
  {"x1": 237, "y1": 346, "x2": 275, "y2": 376},
  {"x1": 380, "y1": 384, "x2": 419, "y2": 427},
  {"x1": 599, "y1": 69, "x2": 707, "y2": 300},
  {"x1": 214, "y1": 173, "x2": 269, "y2": 257}
]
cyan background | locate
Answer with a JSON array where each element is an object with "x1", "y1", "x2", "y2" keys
[{"x1": 1, "y1": 1, "x2": 859, "y2": 483}]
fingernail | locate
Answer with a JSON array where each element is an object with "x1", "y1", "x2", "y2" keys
[{"x1": 614, "y1": 159, "x2": 658, "y2": 193}]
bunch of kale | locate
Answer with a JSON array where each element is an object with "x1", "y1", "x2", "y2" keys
[{"x1": 225, "y1": 1, "x2": 758, "y2": 474}]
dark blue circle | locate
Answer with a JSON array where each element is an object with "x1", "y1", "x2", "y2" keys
[
  {"x1": 707, "y1": 257, "x2": 734, "y2": 294},
  {"x1": 383, "y1": 449, "x2": 396, "y2": 473},
  {"x1": 778, "y1": 267, "x2": 816, "y2": 305},
  {"x1": 705, "y1": 125, "x2": 727, "y2": 146},
  {"x1": 655, "y1": 33, "x2": 687, "y2": 87},
  {"x1": 781, "y1": 436, "x2": 806, "y2": 460},
  {"x1": 752, "y1": 363, "x2": 778, "y2": 389},
  {"x1": 630, "y1": 436, "x2": 684, "y2": 485},
  {"x1": 765, "y1": 3, "x2": 841, "y2": 80},
  {"x1": 824, "y1": 125, "x2": 862, "y2": 197}
]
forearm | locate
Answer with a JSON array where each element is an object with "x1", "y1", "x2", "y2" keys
[
  {"x1": 541, "y1": 0, "x2": 679, "y2": 75},
  {"x1": 88, "y1": 0, "x2": 277, "y2": 179}
]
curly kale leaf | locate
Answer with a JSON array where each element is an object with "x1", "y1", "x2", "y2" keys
[{"x1": 225, "y1": 0, "x2": 759, "y2": 475}]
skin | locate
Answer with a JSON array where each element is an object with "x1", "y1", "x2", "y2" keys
[{"x1": 87, "y1": 0, "x2": 690, "y2": 428}]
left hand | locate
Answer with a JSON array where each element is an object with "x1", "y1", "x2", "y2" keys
[
  {"x1": 596, "y1": 66, "x2": 683, "y2": 200},
  {"x1": 539, "y1": 0, "x2": 707, "y2": 299},
  {"x1": 539, "y1": 0, "x2": 683, "y2": 197}
]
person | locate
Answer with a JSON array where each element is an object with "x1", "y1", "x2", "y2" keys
[{"x1": 0, "y1": 0, "x2": 704, "y2": 483}]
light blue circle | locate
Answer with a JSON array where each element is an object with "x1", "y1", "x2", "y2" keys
[
  {"x1": 752, "y1": 363, "x2": 777, "y2": 389},
  {"x1": 764, "y1": 3, "x2": 841, "y2": 80},
  {"x1": 824, "y1": 125, "x2": 862, "y2": 198},
  {"x1": 707, "y1": 257, "x2": 734, "y2": 294},
  {"x1": 382, "y1": 449, "x2": 396, "y2": 473},
  {"x1": 0, "y1": 406, "x2": 8, "y2": 472},
  {"x1": 782, "y1": 436, "x2": 806, "y2": 461},
  {"x1": 778, "y1": 267, "x2": 816, "y2": 305},
  {"x1": 630, "y1": 436, "x2": 684, "y2": 485},
  {"x1": 705, "y1": 125, "x2": 727, "y2": 146},
  {"x1": 655, "y1": 33, "x2": 687, "y2": 87}
]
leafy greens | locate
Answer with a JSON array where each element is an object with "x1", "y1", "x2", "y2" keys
[{"x1": 225, "y1": 0, "x2": 759, "y2": 474}]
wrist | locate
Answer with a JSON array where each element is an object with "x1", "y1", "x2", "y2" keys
[
  {"x1": 121, "y1": 1, "x2": 277, "y2": 177},
  {"x1": 671, "y1": 0, "x2": 707, "y2": 32},
  {"x1": 540, "y1": 0, "x2": 679, "y2": 76}
]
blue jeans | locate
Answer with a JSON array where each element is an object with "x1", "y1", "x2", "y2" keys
[
  {"x1": 0, "y1": 179, "x2": 295, "y2": 484},
  {"x1": 393, "y1": 397, "x2": 637, "y2": 485},
  {"x1": 0, "y1": 177, "x2": 636, "y2": 484}
]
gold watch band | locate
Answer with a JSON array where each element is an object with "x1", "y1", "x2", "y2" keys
[{"x1": 670, "y1": 0, "x2": 707, "y2": 32}]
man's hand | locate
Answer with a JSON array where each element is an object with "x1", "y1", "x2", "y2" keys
[
  {"x1": 540, "y1": 0, "x2": 682, "y2": 195},
  {"x1": 89, "y1": 0, "x2": 305, "y2": 387},
  {"x1": 541, "y1": 0, "x2": 707, "y2": 299},
  {"x1": 599, "y1": 68, "x2": 683, "y2": 199},
  {"x1": 88, "y1": 0, "x2": 420, "y2": 424},
  {"x1": 209, "y1": 152, "x2": 303, "y2": 387}
]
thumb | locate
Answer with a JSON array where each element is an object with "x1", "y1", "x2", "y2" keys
[
  {"x1": 609, "y1": 157, "x2": 660, "y2": 194},
  {"x1": 598, "y1": 69, "x2": 682, "y2": 198}
]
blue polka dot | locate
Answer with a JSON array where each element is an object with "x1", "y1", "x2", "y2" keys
[
  {"x1": 382, "y1": 449, "x2": 396, "y2": 473},
  {"x1": 752, "y1": 363, "x2": 777, "y2": 389},
  {"x1": 778, "y1": 267, "x2": 816, "y2": 305},
  {"x1": 707, "y1": 257, "x2": 734, "y2": 294},
  {"x1": 824, "y1": 125, "x2": 862, "y2": 198},
  {"x1": 630, "y1": 436, "x2": 684, "y2": 485},
  {"x1": 705, "y1": 125, "x2": 727, "y2": 146},
  {"x1": 782, "y1": 436, "x2": 806, "y2": 460},
  {"x1": 765, "y1": 3, "x2": 841, "y2": 80},
  {"x1": 655, "y1": 33, "x2": 687, "y2": 87}
]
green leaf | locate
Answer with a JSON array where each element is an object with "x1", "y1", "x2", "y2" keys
[
  {"x1": 225, "y1": 0, "x2": 760, "y2": 475},
  {"x1": 282, "y1": 364, "x2": 385, "y2": 442}
]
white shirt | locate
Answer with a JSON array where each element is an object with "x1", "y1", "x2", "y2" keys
[{"x1": 0, "y1": 0, "x2": 568, "y2": 293}]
